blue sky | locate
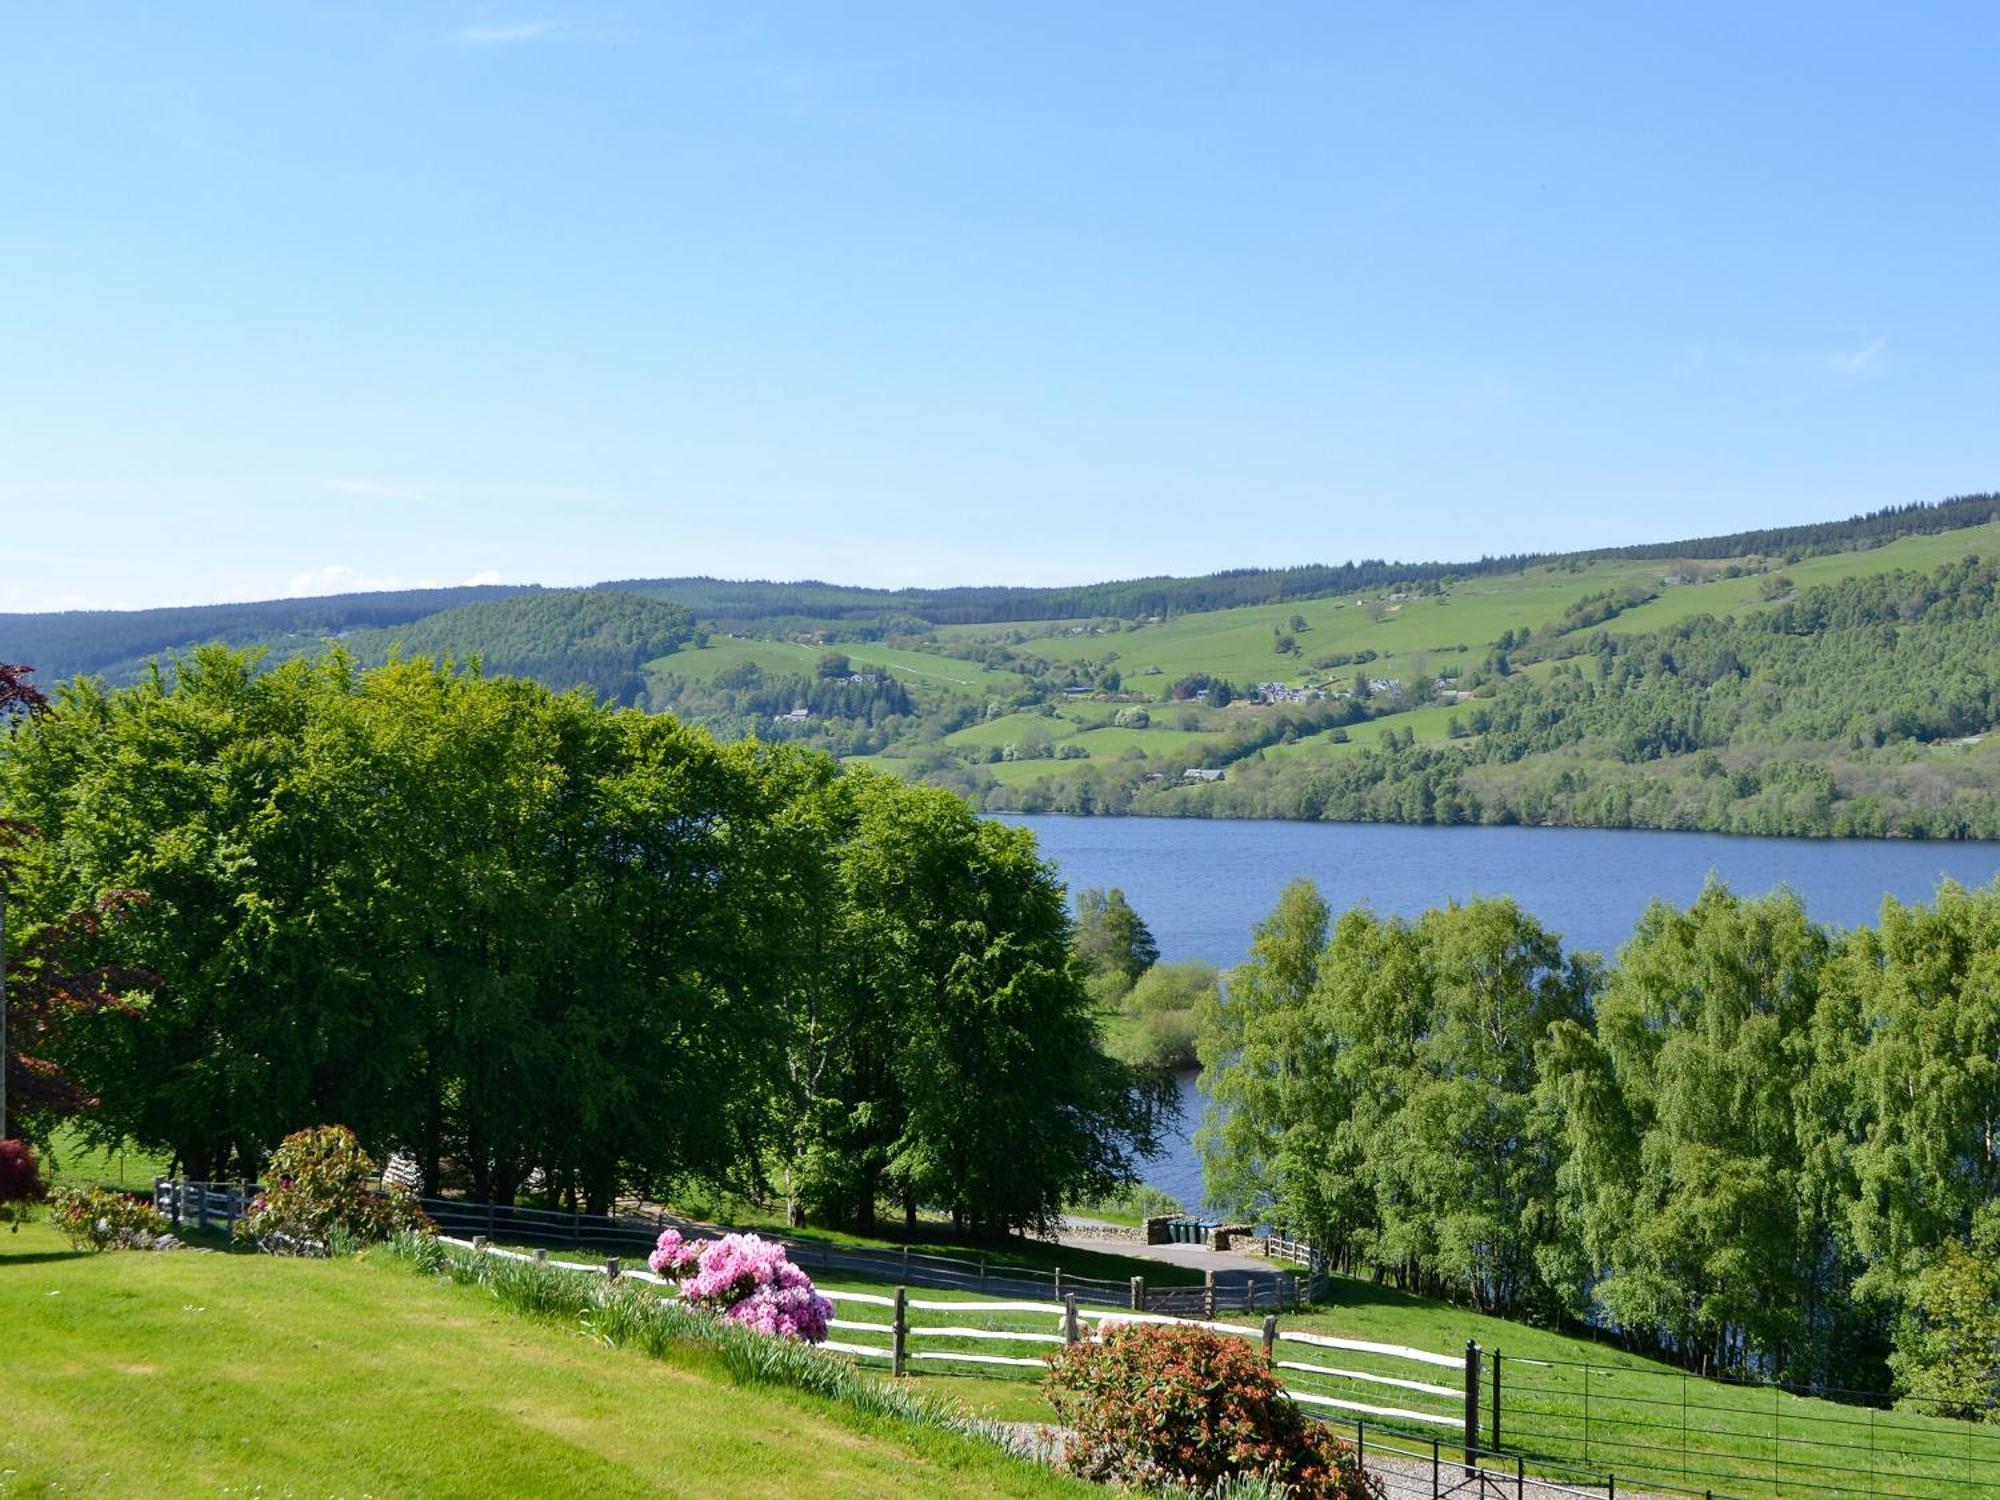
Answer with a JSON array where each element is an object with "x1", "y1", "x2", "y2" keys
[{"x1": 4, "y1": 4, "x2": 1997, "y2": 611}]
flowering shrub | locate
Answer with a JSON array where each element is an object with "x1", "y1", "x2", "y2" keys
[
  {"x1": 646, "y1": 1227, "x2": 702, "y2": 1280},
  {"x1": 0, "y1": 1140, "x2": 47, "y2": 1231},
  {"x1": 1043, "y1": 1323, "x2": 1382, "y2": 1498},
  {"x1": 233, "y1": 1124, "x2": 432, "y2": 1254},
  {"x1": 674, "y1": 1232, "x2": 832, "y2": 1343},
  {"x1": 49, "y1": 1185, "x2": 171, "y2": 1251}
]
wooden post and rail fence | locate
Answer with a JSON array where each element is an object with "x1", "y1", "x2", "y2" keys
[{"x1": 162, "y1": 1180, "x2": 2000, "y2": 1497}]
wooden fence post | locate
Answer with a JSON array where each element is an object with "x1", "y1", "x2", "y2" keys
[
  {"x1": 196, "y1": 1184, "x2": 210, "y2": 1234},
  {"x1": 1129, "y1": 1275, "x2": 1145, "y2": 1311},
  {"x1": 1464, "y1": 1340, "x2": 1481, "y2": 1474},
  {"x1": 606, "y1": 1257, "x2": 620, "y2": 1281},
  {"x1": 536, "y1": 1248, "x2": 548, "y2": 1263},
  {"x1": 165, "y1": 1179, "x2": 181, "y2": 1230},
  {"x1": 901, "y1": 1244, "x2": 910, "y2": 1277},
  {"x1": 892, "y1": 1287, "x2": 908, "y2": 1377},
  {"x1": 1262, "y1": 1314, "x2": 1277, "y2": 1368},
  {"x1": 153, "y1": 1177, "x2": 166, "y2": 1219},
  {"x1": 1053, "y1": 1266, "x2": 1062, "y2": 1301},
  {"x1": 1062, "y1": 1294, "x2": 1080, "y2": 1345},
  {"x1": 1203, "y1": 1270, "x2": 1215, "y2": 1320},
  {"x1": 473, "y1": 1235, "x2": 488, "y2": 1253},
  {"x1": 978, "y1": 1255, "x2": 987, "y2": 1291}
]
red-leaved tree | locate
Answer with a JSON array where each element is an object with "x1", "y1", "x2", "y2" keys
[{"x1": 2, "y1": 664, "x2": 147, "y2": 1144}]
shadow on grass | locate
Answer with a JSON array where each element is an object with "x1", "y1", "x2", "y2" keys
[{"x1": 0, "y1": 1247, "x2": 93, "y2": 1266}]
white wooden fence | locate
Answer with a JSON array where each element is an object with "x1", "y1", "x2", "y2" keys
[{"x1": 434, "y1": 1233, "x2": 1471, "y2": 1440}]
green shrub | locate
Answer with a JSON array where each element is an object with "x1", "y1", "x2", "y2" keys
[
  {"x1": 49, "y1": 1185, "x2": 170, "y2": 1251},
  {"x1": 234, "y1": 1124, "x2": 432, "y2": 1254},
  {"x1": 1044, "y1": 1323, "x2": 1380, "y2": 1498}
]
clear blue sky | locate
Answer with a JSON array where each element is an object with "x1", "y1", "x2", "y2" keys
[{"x1": 5, "y1": 4, "x2": 1997, "y2": 611}]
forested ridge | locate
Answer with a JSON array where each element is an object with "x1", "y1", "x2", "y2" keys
[
  {"x1": 1200, "y1": 878, "x2": 2000, "y2": 1412},
  {"x1": 0, "y1": 583, "x2": 537, "y2": 684},
  {"x1": 606, "y1": 493, "x2": 1998, "y2": 624},
  {"x1": 337, "y1": 589, "x2": 697, "y2": 706},
  {"x1": 6, "y1": 493, "x2": 1994, "y2": 684}
]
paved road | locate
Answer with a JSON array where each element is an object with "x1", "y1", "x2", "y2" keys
[{"x1": 1052, "y1": 1220, "x2": 1288, "y2": 1295}]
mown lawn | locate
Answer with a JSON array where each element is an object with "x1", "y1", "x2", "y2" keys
[{"x1": 0, "y1": 1221, "x2": 1090, "y2": 1499}]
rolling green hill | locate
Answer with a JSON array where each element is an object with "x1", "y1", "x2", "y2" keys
[{"x1": 6, "y1": 494, "x2": 2000, "y2": 837}]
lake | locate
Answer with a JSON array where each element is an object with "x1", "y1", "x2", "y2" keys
[{"x1": 994, "y1": 815, "x2": 2000, "y2": 1214}]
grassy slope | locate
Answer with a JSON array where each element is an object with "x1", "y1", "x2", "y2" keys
[
  {"x1": 1276, "y1": 1274, "x2": 1994, "y2": 1499},
  {"x1": 0, "y1": 1221, "x2": 1085, "y2": 1499},
  {"x1": 916, "y1": 521, "x2": 2000, "y2": 797}
]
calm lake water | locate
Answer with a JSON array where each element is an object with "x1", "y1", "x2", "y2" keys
[{"x1": 994, "y1": 815, "x2": 2000, "y2": 1214}]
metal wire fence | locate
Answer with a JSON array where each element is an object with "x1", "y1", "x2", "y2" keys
[{"x1": 1492, "y1": 1353, "x2": 2000, "y2": 1498}]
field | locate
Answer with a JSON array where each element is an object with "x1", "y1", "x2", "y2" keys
[
  {"x1": 1270, "y1": 1274, "x2": 2000, "y2": 1499},
  {"x1": 0, "y1": 1220, "x2": 1085, "y2": 1499}
]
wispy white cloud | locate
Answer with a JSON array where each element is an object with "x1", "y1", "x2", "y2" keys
[
  {"x1": 284, "y1": 564, "x2": 506, "y2": 598},
  {"x1": 319, "y1": 478, "x2": 436, "y2": 505},
  {"x1": 454, "y1": 18, "x2": 618, "y2": 46},
  {"x1": 1673, "y1": 333, "x2": 1894, "y2": 383},
  {"x1": 1831, "y1": 335, "x2": 1890, "y2": 379}
]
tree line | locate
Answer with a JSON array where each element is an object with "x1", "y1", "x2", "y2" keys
[
  {"x1": 1198, "y1": 878, "x2": 2000, "y2": 1411},
  {"x1": 1, "y1": 648, "x2": 1166, "y2": 1235},
  {"x1": 599, "y1": 494, "x2": 1997, "y2": 629}
]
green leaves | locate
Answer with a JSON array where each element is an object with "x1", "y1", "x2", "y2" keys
[
  {"x1": 1197, "y1": 872, "x2": 2000, "y2": 1396},
  {"x1": 3, "y1": 648, "x2": 1163, "y2": 1236}
]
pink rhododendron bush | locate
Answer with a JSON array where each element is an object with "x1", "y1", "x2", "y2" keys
[{"x1": 648, "y1": 1227, "x2": 832, "y2": 1343}]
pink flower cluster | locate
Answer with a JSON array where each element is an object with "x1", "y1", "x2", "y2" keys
[
  {"x1": 647, "y1": 1228, "x2": 702, "y2": 1279},
  {"x1": 647, "y1": 1228, "x2": 832, "y2": 1343}
]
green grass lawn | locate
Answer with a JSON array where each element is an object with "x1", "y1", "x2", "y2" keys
[
  {"x1": 0, "y1": 1220, "x2": 1088, "y2": 1499},
  {"x1": 35, "y1": 1122, "x2": 173, "y2": 1191}
]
